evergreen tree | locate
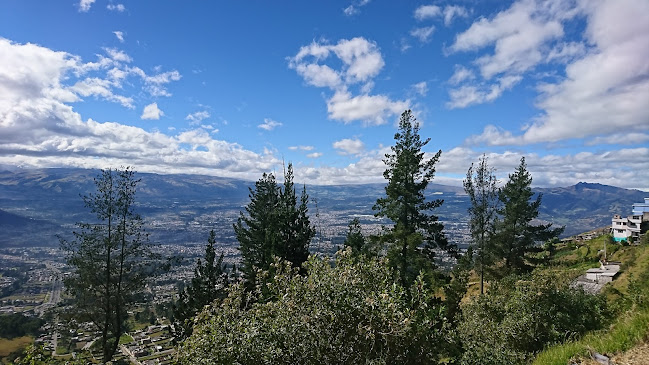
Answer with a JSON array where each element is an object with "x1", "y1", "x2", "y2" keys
[
  {"x1": 373, "y1": 110, "x2": 450, "y2": 286},
  {"x1": 60, "y1": 167, "x2": 153, "y2": 363},
  {"x1": 344, "y1": 218, "x2": 366, "y2": 255},
  {"x1": 235, "y1": 163, "x2": 315, "y2": 288},
  {"x1": 493, "y1": 157, "x2": 564, "y2": 276},
  {"x1": 464, "y1": 155, "x2": 499, "y2": 295},
  {"x1": 172, "y1": 230, "x2": 231, "y2": 341}
]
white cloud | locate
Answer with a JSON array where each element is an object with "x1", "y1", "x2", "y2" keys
[
  {"x1": 448, "y1": 65, "x2": 475, "y2": 85},
  {"x1": 414, "y1": 5, "x2": 441, "y2": 21},
  {"x1": 141, "y1": 103, "x2": 163, "y2": 120},
  {"x1": 113, "y1": 31, "x2": 125, "y2": 43},
  {"x1": 185, "y1": 111, "x2": 210, "y2": 124},
  {"x1": 0, "y1": 38, "x2": 281, "y2": 180},
  {"x1": 289, "y1": 37, "x2": 410, "y2": 125},
  {"x1": 410, "y1": 26, "x2": 435, "y2": 43},
  {"x1": 103, "y1": 47, "x2": 132, "y2": 63},
  {"x1": 289, "y1": 145, "x2": 315, "y2": 151},
  {"x1": 107, "y1": 3, "x2": 125, "y2": 12},
  {"x1": 412, "y1": 81, "x2": 428, "y2": 96},
  {"x1": 307, "y1": 152, "x2": 323, "y2": 158},
  {"x1": 343, "y1": 0, "x2": 371, "y2": 16},
  {"x1": 333, "y1": 138, "x2": 365, "y2": 155},
  {"x1": 546, "y1": 41, "x2": 585, "y2": 63},
  {"x1": 258, "y1": 118, "x2": 282, "y2": 131},
  {"x1": 586, "y1": 133, "x2": 649, "y2": 146},
  {"x1": 79, "y1": 0, "x2": 96, "y2": 12},
  {"x1": 443, "y1": 5, "x2": 469, "y2": 26},
  {"x1": 327, "y1": 90, "x2": 409, "y2": 126},
  {"x1": 462, "y1": 0, "x2": 649, "y2": 144},
  {"x1": 290, "y1": 37, "x2": 385, "y2": 86},
  {"x1": 447, "y1": 75, "x2": 522, "y2": 109},
  {"x1": 70, "y1": 77, "x2": 134, "y2": 108}
]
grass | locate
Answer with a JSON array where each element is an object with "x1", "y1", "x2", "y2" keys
[
  {"x1": 118, "y1": 333, "x2": 134, "y2": 344},
  {"x1": 533, "y1": 237, "x2": 649, "y2": 365},
  {"x1": 533, "y1": 308, "x2": 649, "y2": 365},
  {"x1": 0, "y1": 336, "x2": 32, "y2": 358}
]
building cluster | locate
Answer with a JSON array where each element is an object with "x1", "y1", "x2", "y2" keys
[{"x1": 611, "y1": 197, "x2": 649, "y2": 243}]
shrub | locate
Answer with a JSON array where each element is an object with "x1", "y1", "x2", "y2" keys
[
  {"x1": 459, "y1": 273, "x2": 608, "y2": 365},
  {"x1": 177, "y1": 249, "x2": 450, "y2": 364}
]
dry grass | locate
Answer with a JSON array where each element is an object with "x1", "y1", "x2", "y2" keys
[{"x1": 0, "y1": 336, "x2": 32, "y2": 358}]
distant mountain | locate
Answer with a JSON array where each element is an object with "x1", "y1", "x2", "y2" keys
[{"x1": 0, "y1": 168, "x2": 646, "y2": 248}]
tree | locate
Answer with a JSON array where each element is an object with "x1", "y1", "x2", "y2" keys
[
  {"x1": 343, "y1": 218, "x2": 368, "y2": 255},
  {"x1": 493, "y1": 157, "x2": 564, "y2": 276},
  {"x1": 373, "y1": 110, "x2": 450, "y2": 286},
  {"x1": 172, "y1": 230, "x2": 231, "y2": 341},
  {"x1": 234, "y1": 163, "x2": 315, "y2": 289},
  {"x1": 464, "y1": 154, "x2": 499, "y2": 294},
  {"x1": 60, "y1": 167, "x2": 153, "y2": 363}
]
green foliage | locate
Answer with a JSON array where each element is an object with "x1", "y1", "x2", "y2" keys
[
  {"x1": 0, "y1": 314, "x2": 43, "y2": 339},
  {"x1": 177, "y1": 249, "x2": 450, "y2": 364},
  {"x1": 464, "y1": 154, "x2": 499, "y2": 294},
  {"x1": 459, "y1": 273, "x2": 608, "y2": 365},
  {"x1": 343, "y1": 218, "x2": 376, "y2": 257},
  {"x1": 493, "y1": 157, "x2": 564, "y2": 276},
  {"x1": 373, "y1": 110, "x2": 450, "y2": 287},
  {"x1": 234, "y1": 163, "x2": 315, "y2": 290},
  {"x1": 172, "y1": 230, "x2": 232, "y2": 341},
  {"x1": 59, "y1": 167, "x2": 155, "y2": 363}
]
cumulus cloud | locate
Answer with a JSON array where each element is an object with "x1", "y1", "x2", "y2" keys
[
  {"x1": 258, "y1": 118, "x2": 282, "y2": 131},
  {"x1": 307, "y1": 152, "x2": 323, "y2": 158},
  {"x1": 289, "y1": 37, "x2": 410, "y2": 125},
  {"x1": 443, "y1": 5, "x2": 469, "y2": 26},
  {"x1": 448, "y1": 65, "x2": 475, "y2": 85},
  {"x1": 78, "y1": 0, "x2": 96, "y2": 12},
  {"x1": 113, "y1": 31, "x2": 125, "y2": 43},
  {"x1": 410, "y1": 26, "x2": 435, "y2": 43},
  {"x1": 141, "y1": 103, "x2": 164, "y2": 120},
  {"x1": 447, "y1": 75, "x2": 522, "y2": 109},
  {"x1": 461, "y1": 0, "x2": 649, "y2": 145},
  {"x1": 107, "y1": 3, "x2": 125, "y2": 12},
  {"x1": 333, "y1": 138, "x2": 365, "y2": 155},
  {"x1": 0, "y1": 38, "x2": 280, "y2": 180}
]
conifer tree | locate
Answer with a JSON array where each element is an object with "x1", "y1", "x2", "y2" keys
[
  {"x1": 464, "y1": 155, "x2": 499, "y2": 294},
  {"x1": 235, "y1": 163, "x2": 315, "y2": 288},
  {"x1": 60, "y1": 167, "x2": 153, "y2": 363},
  {"x1": 373, "y1": 110, "x2": 450, "y2": 286},
  {"x1": 493, "y1": 157, "x2": 564, "y2": 275},
  {"x1": 172, "y1": 230, "x2": 230, "y2": 341},
  {"x1": 344, "y1": 218, "x2": 366, "y2": 255}
]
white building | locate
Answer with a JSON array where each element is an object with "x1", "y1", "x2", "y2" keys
[{"x1": 612, "y1": 197, "x2": 648, "y2": 242}]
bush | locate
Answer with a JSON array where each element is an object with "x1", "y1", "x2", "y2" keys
[
  {"x1": 177, "y1": 249, "x2": 450, "y2": 364},
  {"x1": 459, "y1": 273, "x2": 608, "y2": 365}
]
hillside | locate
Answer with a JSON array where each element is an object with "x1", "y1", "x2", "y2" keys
[{"x1": 0, "y1": 168, "x2": 646, "y2": 247}]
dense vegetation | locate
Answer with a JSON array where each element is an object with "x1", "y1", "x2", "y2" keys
[
  {"x1": 8, "y1": 110, "x2": 649, "y2": 364},
  {"x1": 0, "y1": 314, "x2": 44, "y2": 339}
]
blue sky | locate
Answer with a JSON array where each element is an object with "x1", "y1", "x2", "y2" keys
[{"x1": 0, "y1": 0, "x2": 648, "y2": 189}]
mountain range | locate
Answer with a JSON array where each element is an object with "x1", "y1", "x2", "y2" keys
[{"x1": 0, "y1": 168, "x2": 646, "y2": 249}]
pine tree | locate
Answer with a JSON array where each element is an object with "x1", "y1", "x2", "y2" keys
[
  {"x1": 344, "y1": 218, "x2": 366, "y2": 255},
  {"x1": 373, "y1": 110, "x2": 450, "y2": 286},
  {"x1": 60, "y1": 167, "x2": 153, "y2": 363},
  {"x1": 494, "y1": 157, "x2": 564, "y2": 276},
  {"x1": 172, "y1": 230, "x2": 230, "y2": 341},
  {"x1": 235, "y1": 163, "x2": 315, "y2": 288},
  {"x1": 464, "y1": 154, "x2": 499, "y2": 294}
]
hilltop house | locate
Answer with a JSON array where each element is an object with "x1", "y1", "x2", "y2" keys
[{"x1": 612, "y1": 197, "x2": 648, "y2": 242}]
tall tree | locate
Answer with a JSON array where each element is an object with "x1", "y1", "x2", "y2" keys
[
  {"x1": 343, "y1": 218, "x2": 367, "y2": 255},
  {"x1": 373, "y1": 110, "x2": 450, "y2": 286},
  {"x1": 464, "y1": 155, "x2": 499, "y2": 295},
  {"x1": 172, "y1": 230, "x2": 231, "y2": 342},
  {"x1": 493, "y1": 157, "x2": 564, "y2": 276},
  {"x1": 235, "y1": 163, "x2": 315, "y2": 288},
  {"x1": 60, "y1": 167, "x2": 153, "y2": 363}
]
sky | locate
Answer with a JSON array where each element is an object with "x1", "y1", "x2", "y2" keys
[{"x1": 0, "y1": 0, "x2": 648, "y2": 190}]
